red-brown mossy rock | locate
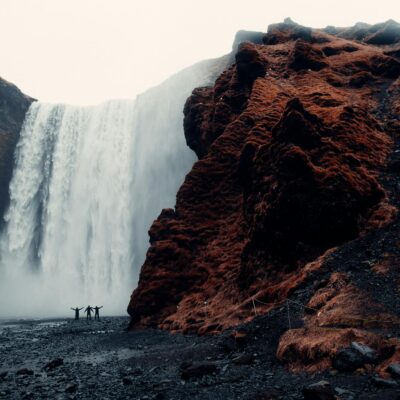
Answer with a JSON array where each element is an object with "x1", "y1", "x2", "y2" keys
[
  {"x1": 288, "y1": 40, "x2": 328, "y2": 71},
  {"x1": 337, "y1": 52, "x2": 400, "y2": 79},
  {"x1": 183, "y1": 87, "x2": 214, "y2": 159},
  {"x1": 129, "y1": 208, "x2": 209, "y2": 326},
  {"x1": 128, "y1": 21, "x2": 399, "y2": 335},
  {"x1": 239, "y1": 99, "x2": 388, "y2": 286},
  {"x1": 277, "y1": 327, "x2": 397, "y2": 373},
  {"x1": 349, "y1": 71, "x2": 375, "y2": 88},
  {"x1": 235, "y1": 43, "x2": 267, "y2": 85},
  {"x1": 184, "y1": 62, "x2": 254, "y2": 159},
  {"x1": 305, "y1": 273, "x2": 400, "y2": 329},
  {"x1": 277, "y1": 272, "x2": 400, "y2": 373},
  {"x1": 263, "y1": 20, "x2": 312, "y2": 45},
  {"x1": 323, "y1": 45, "x2": 359, "y2": 57}
]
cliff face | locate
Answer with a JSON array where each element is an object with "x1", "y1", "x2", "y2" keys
[
  {"x1": 129, "y1": 19, "x2": 400, "y2": 373},
  {"x1": 0, "y1": 78, "x2": 34, "y2": 220}
]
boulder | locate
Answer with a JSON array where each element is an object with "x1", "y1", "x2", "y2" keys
[{"x1": 332, "y1": 342, "x2": 377, "y2": 371}]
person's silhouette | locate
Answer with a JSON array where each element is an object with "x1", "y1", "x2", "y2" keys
[
  {"x1": 94, "y1": 306, "x2": 103, "y2": 320},
  {"x1": 71, "y1": 307, "x2": 83, "y2": 320},
  {"x1": 85, "y1": 305, "x2": 94, "y2": 320}
]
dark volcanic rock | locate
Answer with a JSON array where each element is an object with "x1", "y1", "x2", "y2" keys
[
  {"x1": 232, "y1": 352, "x2": 253, "y2": 365},
  {"x1": 16, "y1": 368, "x2": 33, "y2": 376},
  {"x1": 0, "y1": 78, "x2": 34, "y2": 220},
  {"x1": 332, "y1": 342, "x2": 378, "y2": 372},
  {"x1": 365, "y1": 20, "x2": 400, "y2": 45},
  {"x1": 44, "y1": 357, "x2": 63, "y2": 370},
  {"x1": 364, "y1": 390, "x2": 400, "y2": 400},
  {"x1": 181, "y1": 361, "x2": 218, "y2": 379},
  {"x1": 302, "y1": 380, "x2": 335, "y2": 400},
  {"x1": 122, "y1": 377, "x2": 133, "y2": 386},
  {"x1": 254, "y1": 389, "x2": 281, "y2": 399},
  {"x1": 387, "y1": 363, "x2": 400, "y2": 378},
  {"x1": 65, "y1": 383, "x2": 78, "y2": 393},
  {"x1": 371, "y1": 377, "x2": 399, "y2": 388}
]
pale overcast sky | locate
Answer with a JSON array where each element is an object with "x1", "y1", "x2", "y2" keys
[{"x1": 1, "y1": 0, "x2": 400, "y2": 105}]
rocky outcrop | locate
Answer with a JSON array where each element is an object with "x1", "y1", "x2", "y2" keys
[
  {"x1": 0, "y1": 78, "x2": 34, "y2": 220},
  {"x1": 129, "y1": 18, "x2": 400, "y2": 375}
]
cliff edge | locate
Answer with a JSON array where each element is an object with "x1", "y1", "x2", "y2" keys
[{"x1": 0, "y1": 78, "x2": 34, "y2": 220}]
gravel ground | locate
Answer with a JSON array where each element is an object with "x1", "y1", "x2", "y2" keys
[{"x1": 0, "y1": 316, "x2": 398, "y2": 400}]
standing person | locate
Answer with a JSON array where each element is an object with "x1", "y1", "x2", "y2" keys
[
  {"x1": 71, "y1": 307, "x2": 83, "y2": 320},
  {"x1": 94, "y1": 306, "x2": 103, "y2": 321},
  {"x1": 84, "y1": 305, "x2": 94, "y2": 321}
]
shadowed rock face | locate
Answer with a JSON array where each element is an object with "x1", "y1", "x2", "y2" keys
[
  {"x1": 0, "y1": 78, "x2": 34, "y2": 221},
  {"x1": 129, "y1": 19, "x2": 400, "y2": 377}
]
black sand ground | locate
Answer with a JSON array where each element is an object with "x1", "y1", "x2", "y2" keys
[{"x1": 0, "y1": 315, "x2": 398, "y2": 399}]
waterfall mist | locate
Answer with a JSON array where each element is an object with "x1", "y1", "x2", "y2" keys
[{"x1": 0, "y1": 57, "x2": 229, "y2": 317}]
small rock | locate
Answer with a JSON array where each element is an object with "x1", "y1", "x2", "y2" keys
[
  {"x1": 0, "y1": 371, "x2": 8, "y2": 380},
  {"x1": 302, "y1": 380, "x2": 335, "y2": 400},
  {"x1": 387, "y1": 363, "x2": 400, "y2": 378},
  {"x1": 16, "y1": 368, "x2": 34, "y2": 376},
  {"x1": 220, "y1": 331, "x2": 247, "y2": 352},
  {"x1": 334, "y1": 387, "x2": 355, "y2": 400},
  {"x1": 219, "y1": 335, "x2": 236, "y2": 352},
  {"x1": 254, "y1": 389, "x2": 280, "y2": 399},
  {"x1": 232, "y1": 353, "x2": 253, "y2": 365},
  {"x1": 371, "y1": 377, "x2": 398, "y2": 388},
  {"x1": 122, "y1": 377, "x2": 133, "y2": 386},
  {"x1": 181, "y1": 361, "x2": 217, "y2": 379},
  {"x1": 65, "y1": 383, "x2": 78, "y2": 393},
  {"x1": 132, "y1": 367, "x2": 143, "y2": 376},
  {"x1": 233, "y1": 331, "x2": 247, "y2": 347},
  {"x1": 44, "y1": 358, "x2": 64, "y2": 370}
]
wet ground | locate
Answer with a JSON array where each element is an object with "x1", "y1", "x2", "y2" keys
[{"x1": 0, "y1": 316, "x2": 398, "y2": 399}]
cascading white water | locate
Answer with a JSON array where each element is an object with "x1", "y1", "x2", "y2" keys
[{"x1": 0, "y1": 56, "x2": 229, "y2": 317}]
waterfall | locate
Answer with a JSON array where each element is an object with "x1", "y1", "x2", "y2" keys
[{"x1": 0, "y1": 56, "x2": 229, "y2": 317}]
